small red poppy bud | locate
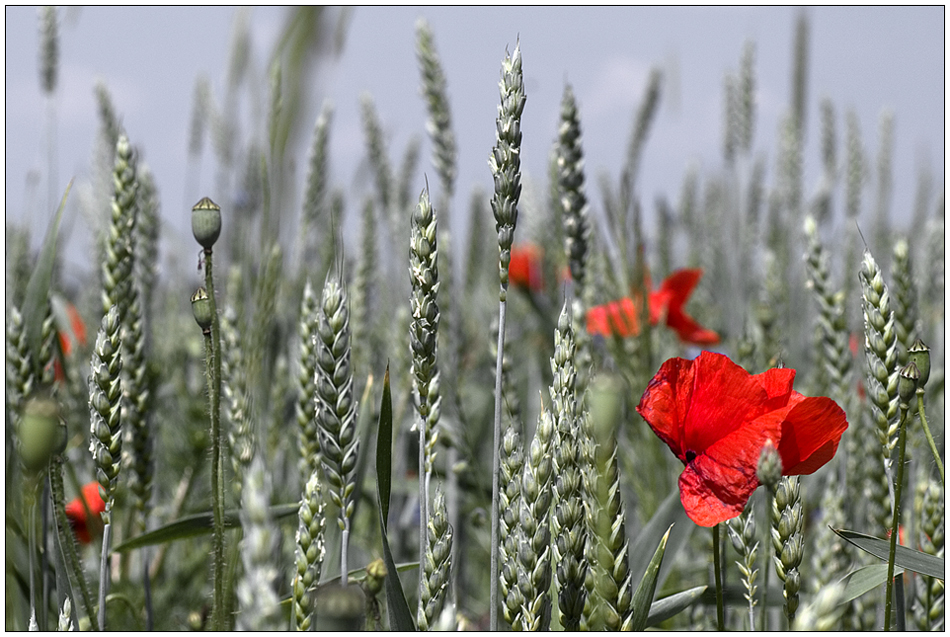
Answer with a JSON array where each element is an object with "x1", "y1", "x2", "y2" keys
[
  {"x1": 908, "y1": 339, "x2": 930, "y2": 388},
  {"x1": 191, "y1": 196, "x2": 221, "y2": 250}
]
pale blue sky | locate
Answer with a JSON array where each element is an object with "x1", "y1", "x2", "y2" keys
[{"x1": 5, "y1": 6, "x2": 945, "y2": 286}]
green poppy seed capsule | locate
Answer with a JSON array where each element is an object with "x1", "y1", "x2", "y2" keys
[
  {"x1": 908, "y1": 338, "x2": 931, "y2": 388},
  {"x1": 363, "y1": 557, "x2": 387, "y2": 597},
  {"x1": 191, "y1": 196, "x2": 221, "y2": 249},
  {"x1": 898, "y1": 362, "x2": 920, "y2": 406},
  {"x1": 18, "y1": 396, "x2": 62, "y2": 472},
  {"x1": 191, "y1": 287, "x2": 213, "y2": 333}
]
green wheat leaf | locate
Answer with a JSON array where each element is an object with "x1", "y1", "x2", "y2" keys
[
  {"x1": 833, "y1": 528, "x2": 945, "y2": 579},
  {"x1": 112, "y1": 504, "x2": 298, "y2": 552},
  {"x1": 646, "y1": 585, "x2": 707, "y2": 627},
  {"x1": 629, "y1": 525, "x2": 673, "y2": 631},
  {"x1": 375, "y1": 365, "x2": 416, "y2": 631}
]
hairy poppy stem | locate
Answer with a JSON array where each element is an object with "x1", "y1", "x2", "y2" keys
[
  {"x1": 884, "y1": 404, "x2": 909, "y2": 630},
  {"x1": 713, "y1": 524, "x2": 725, "y2": 630},
  {"x1": 201, "y1": 247, "x2": 226, "y2": 632},
  {"x1": 916, "y1": 390, "x2": 944, "y2": 484}
]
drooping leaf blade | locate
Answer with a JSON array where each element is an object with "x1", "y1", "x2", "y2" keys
[
  {"x1": 629, "y1": 525, "x2": 673, "y2": 631},
  {"x1": 22, "y1": 180, "x2": 73, "y2": 379},
  {"x1": 646, "y1": 585, "x2": 707, "y2": 627},
  {"x1": 375, "y1": 365, "x2": 416, "y2": 631},
  {"x1": 834, "y1": 528, "x2": 945, "y2": 579},
  {"x1": 112, "y1": 504, "x2": 299, "y2": 552},
  {"x1": 837, "y1": 563, "x2": 905, "y2": 605}
]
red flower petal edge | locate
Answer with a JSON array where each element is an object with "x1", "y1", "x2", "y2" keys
[
  {"x1": 509, "y1": 243, "x2": 544, "y2": 292},
  {"x1": 636, "y1": 351, "x2": 848, "y2": 526},
  {"x1": 586, "y1": 268, "x2": 719, "y2": 345},
  {"x1": 64, "y1": 482, "x2": 105, "y2": 544}
]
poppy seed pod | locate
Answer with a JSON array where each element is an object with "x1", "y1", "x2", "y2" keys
[
  {"x1": 898, "y1": 362, "x2": 920, "y2": 405},
  {"x1": 908, "y1": 338, "x2": 931, "y2": 388},
  {"x1": 19, "y1": 396, "x2": 65, "y2": 472},
  {"x1": 191, "y1": 287, "x2": 214, "y2": 333},
  {"x1": 363, "y1": 558, "x2": 387, "y2": 597},
  {"x1": 191, "y1": 196, "x2": 221, "y2": 249}
]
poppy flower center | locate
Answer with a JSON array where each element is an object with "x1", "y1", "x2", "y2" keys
[{"x1": 685, "y1": 450, "x2": 697, "y2": 464}]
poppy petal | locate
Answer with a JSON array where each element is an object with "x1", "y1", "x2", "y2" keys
[
  {"x1": 64, "y1": 482, "x2": 106, "y2": 544},
  {"x1": 680, "y1": 352, "x2": 770, "y2": 456},
  {"x1": 659, "y1": 269, "x2": 703, "y2": 315},
  {"x1": 587, "y1": 298, "x2": 639, "y2": 338},
  {"x1": 678, "y1": 453, "x2": 757, "y2": 527},
  {"x1": 753, "y1": 367, "x2": 797, "y2": 408},
  {"x1": 777, "y1": 395, "x2": 849, "y2": 475},
  {"x1": 636, "y1": 356, "x2": 696, "y2": 460},
  {"x1": 664, "y1": 305, "x2": 720, "y2": 345},
  {"x1": 678, "y1": 406, "x2": 789, "y2": 526}
]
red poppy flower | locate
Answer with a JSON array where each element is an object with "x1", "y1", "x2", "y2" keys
[
  {"x1": 54, "y1": 303, "x2": 88, "y2": 383},
  {"x1": 636, "y1": 351, "x2": 848, "y2": 527},
  {"x1": 509, "y1": 243, "x2": 544, "y2": 292},
  {"x1": 64, "y1": 482, "x2": 105, "y2": 544},
  {"x1": 586, "y1": 268, "x2": 719, "y2": 345}
]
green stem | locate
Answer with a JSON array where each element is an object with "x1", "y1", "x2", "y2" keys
[
  {"x1": 916, "y1": 390, "x2": 944, "y2": 484},
  {"x1": 48, "y1": 458, "x2": 98, "y2": 631},
  {"x1": 28, "y1": 488, "x2": 37, "y2": 628},
  {"x1": 489, "y1": 298, "x2": 507, "y2": 631},
  {"x1": 419, "y1": 415, "x2": 427, "y2": 595},
  {"x1": 760, "y1": 487, "x2": 773, "y2": 631},
  {"x1": 203, "y1": 247, "x2": 226, "y2": 631},
  {"x1": 41, "y1": 479, "x2": 50, "y2": 630},
  {"x1": 713, "y1": 524, "x2": 725, "y2": 631},
  {"x1": 342, "y1": 524, "x2": 350, "y2": 587},
  {"x1": 98, "y1": 522, "x2": 112, "y2": 630},
  {"x1": 884, "y1": 405, "x2": 909, "y2": 630}
]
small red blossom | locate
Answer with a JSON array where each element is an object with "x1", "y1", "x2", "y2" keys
[
  {"x1": 64, "y1": 482, "x2": 105, "y2": 544},
  {"x1": 586, "y1": 268, "x2": 720, "y2": 345},
  {"x1": 509, "y1": 243, "x2": 544, "y2": 292},
  {"x1": 636, "y1": 351, "x2": 848, "y2": 527},
  {"x1": 54, "y1": 303, "x2": 88, "y2": 383}
]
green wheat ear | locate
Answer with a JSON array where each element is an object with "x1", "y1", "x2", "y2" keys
[
  {"x1": 518, "y1": 406, "x2": 555, "y2": 631},
  {"x1": 236, "y1": 457, "x2": 282, "y2": 631},
  {"x1": 416, "y1": 18, "x2": 457, "y2": 203},
  {"x1": 771, "y1": 476, "x2": 804, "y2": 627},
  {"x1": 549, "y1": 304, "x2": 588, "y2": 631},
  {"x1": 292, "y1": 469, "x2": 326, "y2": 631},
  {"x1": 88, "y1": 306, "x2": 122, "y2": 524},
  {"x1": 315, "y1": 270, "x2": 358, "y2": 582},
  {"x1": 489, "y1": 41, "x2": 525, "y2": 301},
  {"x1": 418, "y1": 489, "x2": 453, "y2": 630}
]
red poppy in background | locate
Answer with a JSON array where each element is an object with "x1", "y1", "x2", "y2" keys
[
  {"x1": 64, "y1": 482, "x2": 105, "y2": 544},
  {"x1": 509, "y1": 243, "x2": 544, "y2": 292},
  {"x1": 54, "y1": 302, "x2": 88, "y2": 383},
  {"x1": 636, "y1": 351, "x2": 848, "y2": 527},
  {"x1": 586, "y1": 268, "x2": 719, "y2": 345}
]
